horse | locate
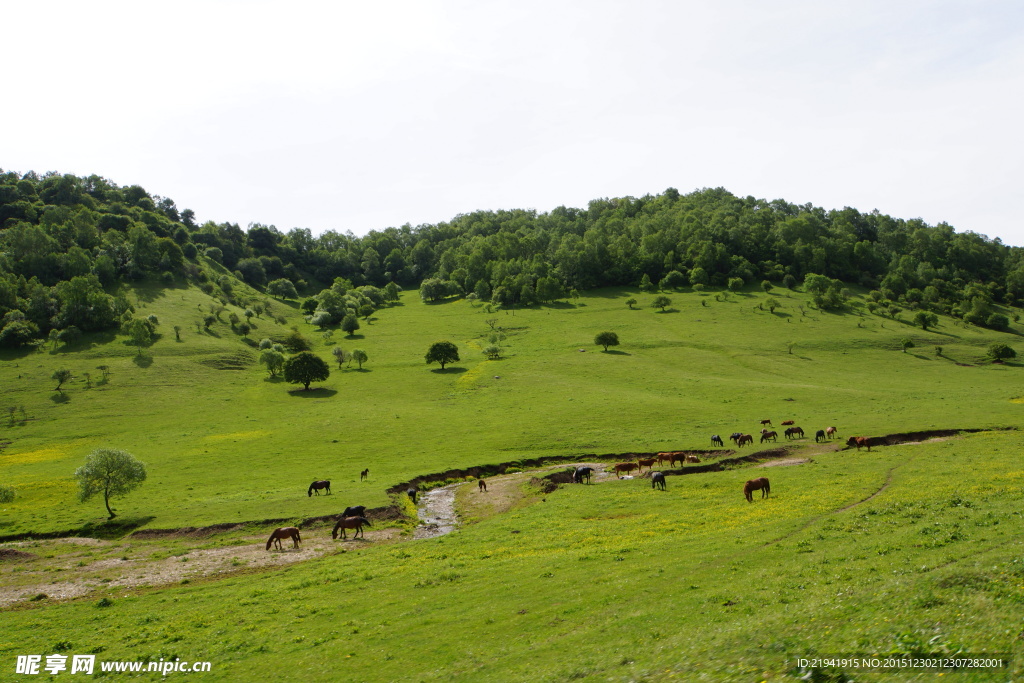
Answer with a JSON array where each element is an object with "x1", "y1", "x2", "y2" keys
[
  {"x1": 573, "y1": 466, "x2": 594, "y2": 484},
  {"x1": 341, "y1": 505, "x2": 366, "y2": 518},
  {"x1": 781, "y1": 420, "x2": 795, "y2": 426},
  {"x1": 760, "y1": 431, "x2": 777, "y2": 443},
  {"x1": 847, "y1": 436, "x2": 871, "y2": 451},
  {"x1": 332, "y1": 516, "x2": 371, "y2": 540},
  {"x1": 669, "y1": 452, "x2": 686, "y2": 467},
  {"x1": 785, "y1": 426, "x2": 804, "y2": 440},
  {"x1": 729, "y1": 432, "x2": 743, "y2": 444},
  {"x1": 407, "y1": 488, "x2": 418, "y2": 504},
  {"x1": 636, "y1": 457, "x2": 656, "y2": 472},
  {"x1": 760, "y1": 419, "x2": 773, "y2": 427},
  {"x1": 612, "y1": 462, "x2": 638, "y2": 478},
  {"x1": 656, "y1": 452, "x2": 674, "y2": 466},
  {"x1": 685, "y1": 455, "x2": 701, "y2": 464},
  {"x1": 360, "y1": 468, "x2": 369, "y2": 481},
  {"x1": 478, "y1": 479, "x2": 488, "y2": 492},
  {"x1": 743, "y1": 477, "x2": 770, "y2": 503},
  {"x1": 711, "y1": 435, "x2": 724, "y2": 447},
  {"x1": 266, "y1": 527, "x2": 301, "y2": 551},
  {"x1": 651, "y1": 471, "x2": 666, "y2": 490},
  {"x1": 307, "y1": 480, "x2": 331, "y2": 497},
  {"x1": 826, "y1": 426, "x2": 838, "y2": 439},
  {"x1": 737, "y1": 434, "x2": 753, "y2": 447},
  {"x1": 815, "y1": 429, "x2": 826, "y2": 443}
]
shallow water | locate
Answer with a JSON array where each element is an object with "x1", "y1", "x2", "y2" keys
[{"x1": 413, "y1": 483, "x2": 463, "y2": 539}]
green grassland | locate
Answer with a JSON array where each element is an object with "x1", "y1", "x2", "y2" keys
[{"x1": 2, "y1": 283, "x2": 1024, "y2": 680}]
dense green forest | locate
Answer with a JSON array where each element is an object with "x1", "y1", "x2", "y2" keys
[{"x1": 3, "y1": 169, "x2": 1023, "y2": 347}]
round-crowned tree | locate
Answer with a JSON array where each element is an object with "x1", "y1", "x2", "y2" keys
[
  {"x1": 988, "y1": 343, "x2": 1016, "y2": 362},
  {"x1": 75, "y1": 448, "x2": 147, "y2": 519},
  {"x1": 283, "y1": 351, "x2": 330, "y2": 390},
  {"x1": 652, "y1": 295, "x2": 671, "y2": 312},
  {"x1": 425, "y1": 341, "x2": 459, "y2": 370},
  {"x1": 595, "y1": 331, "x2": 619, "y2": 352}
]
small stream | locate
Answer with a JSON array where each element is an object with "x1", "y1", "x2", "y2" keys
[{"x1": 413, "y1": 483, "x2": 463, "y2": 539}]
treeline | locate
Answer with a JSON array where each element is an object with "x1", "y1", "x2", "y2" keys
[{"x1": 2, "y1": 170, "x2": 1023, "y2": 346}]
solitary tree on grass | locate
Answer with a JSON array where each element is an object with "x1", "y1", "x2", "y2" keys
[
  {"x1": 332, "y1": 346, "x2": 348, "y2": 368},
  {"x1": 0, "y1": 484, "x2": 15, "y2": 504},
  {"x1": 341, "y1": 314, "x2": 360, "y2": 337},
  {"x1": 75, "y1": 448, "x2": 147, "y2": 519},
  {"x1": 125, "y1": 319, "x2": 153, "y2": 355},
  {"x1": 625, "y1": 298, "x2": 637, "y2": 310},
  {"x1": 987, "y1": 343, "x2": 1016, "y2": 362},
  {"x1": 425, "y1": 341, "x2": 459, "y2": 370},
  {"x1": 913, "y1": 311, "x2": 938, "y2": 330},
  {"x1": 595, "y1": 331, "x2": 619, "y2": 352},
  {"x1": 652, "y1": 295, "x2": 671, "y2": 312},
  {"x1": 351, "y1": 349, "x2": 368, "y2": 369},
  {"x1": 283, "y1": 351, "x2": 330, "y2": 390},
  {"x1": 765, "y1": 297, "x2": 781, "y2": 314},
  {"x1": 260, "y1": 349, "x2": 285, "y2": 377},
  {"x1": 52, "y1": 368, "x2": 73, "y2": 393},
  {"x1": 901, "y1": 338, "x2": 915, "y2": 353}
]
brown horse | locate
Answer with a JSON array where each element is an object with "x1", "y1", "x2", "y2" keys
[
  {"x1": 847, "y1": 436, "x2": 871, "y2": 451},
  {"x1": 612, "y1": 462, "x2": 638, "y2": 478},
  {"x1": 636, "y1": 457, "x2": 656, "y2": 472},
  {"x1": 785, "y1": 426, "x2": 804, "y2": 440},
  {"x1": 307, "y1": 480, "x2": 331, "y2": 497},
  {"x1": 760, "y1": 431, "x2": 777, "y2": 443},
  {"x1": 826, "y1": 426, "x2": 838, "y2": 439},
  {"x1": 760, "y1": 419, "x2": 773, "y2": 427},
  {"x1": 743, "y1": 477, "x2": 770, "y2": 502},
  {"x1": 266, "y1": 527, "x2": 301, "y2": 551},
  {"x1": 685, "y1": 455, "x2": 701, "y2": 464},
  {"x1": 360, "y1": 468, "x2": 369, "y2": 481},
  {"x1": 737, "y1": 434, "x2": 753, "y2": 447},
  {"x1": 332, "y1": 516, "x2": 371, "y2": 540},
  {"x1": 668, "y1": 452, "x2": 686, "y2": 467},
  {"x1": 478, "y1": 479, "x2": 487, "y2": 492},
  {"x1": 781, "y1": 420, "x2": 795, "y2": 426},
  {"x1": 656, "y1": 452, "x2": 674, "y2": 466}
]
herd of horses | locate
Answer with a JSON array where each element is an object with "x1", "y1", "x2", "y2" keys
[{"x1": 278, "y1": 421, "x2": 874, "y2": 549}]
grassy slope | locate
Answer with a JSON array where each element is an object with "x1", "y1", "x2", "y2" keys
[{"x1": 1, "y1": 285, "x2": 1022, "y2": 535}]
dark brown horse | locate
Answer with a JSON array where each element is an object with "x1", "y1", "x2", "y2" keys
[
  {"x1": 478, "y1": 479, "x2": 487, "y2": 492},
  {"x1": 360, "y1": 468, "x2": 369, "y2": 481},
  {"x1": 266, "y1": 527, "x2": 301, "y2": 551},
  {"x1": 307, "y1": 480, "x2": 331, "y2": 497},
  {"x1": 737, "y1": 434, "x2": 753, "y2": 447},
  {"x1": 760, "y1": 419, "x2": 773, "y2": 427},
  {"x1": 341, "y1": 505, "x2": 366, "y2": 518},
  {"x1": 743, "y1": 477, "x2": 770, "y2": 502},
  {"x1": 668, "y1": 452, "x2": 686, "y2": 467},
  {"x1": 760, "y1": 431, "x2": 777, "y2": 443},
  {"x1": 332, "y1": 516, "x2": 371, "y2": 540},
  {"x1": 785, "y1": 426, "x2": 804, "y2": 440},
  {"x1": 847, "y1": 436, "x2": 871, "y2": 451}
]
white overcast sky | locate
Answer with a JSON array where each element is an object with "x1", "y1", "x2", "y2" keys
[{"x1": 4, "y1": 1, "x2": 1024, "y2": 244}]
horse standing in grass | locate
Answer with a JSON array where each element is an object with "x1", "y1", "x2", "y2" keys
[
  {"x1": 266, "y1": 527, "x2": 301, "y2": 551},
  {"x1": 847, "y1": 436, "x2": 871, "y2": 451},
  {"x1": 341, "y1": 505, "x2": 366, "y2": 518},
  {"x1": 743, "y1": 477, "x2": 770, "y2": 502},
  {"x1": 407, "y1": 488, "x2": 418, "y2": 504},
  {"x1": 307, "y1": 480, "x2": 331, "y2": 497},
  {"x1": 760, "y1": 431, "x2": 777, "y2": 443},
  {"x1": 729, "y1": 433, "x2": 743, "y2": 445},
  {"x1": 737, "y1": 434, "x2": 753, "y2": 447},
  {"x1": 478, "y1": 479, "x2": 488, "y2": 492},
  {"x1": 826, "y1": 426, "x2": 838, "y2": 439},
  {"x1": 815, "y1": 429, "x2": 826, "y2": 442},
  {"x1": 760, "y1": 419, "x2": 773, "y2": 427},
  {"x1": 651, "y1": 472, "x2": 666, "y2": 490},
  {"x1": 360, "y1": 469, "x2": 369, "y2": 481},
  {"x1": 573, "y1": 466, "x2": 594, "y2": 484},
  {"x1": 332, "y1": 516, "x2": 371, "y2": 540},
  {"x1": 711, "y1": 435, "x2": 724, "y2": 447}
]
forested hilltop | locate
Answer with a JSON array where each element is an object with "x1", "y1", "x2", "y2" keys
[{"x1": 2, "y1": 169, "x2": 1023, "y2": 346}]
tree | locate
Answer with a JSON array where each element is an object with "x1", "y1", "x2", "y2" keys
[
  {"x1": 124, "y1": 318, "x2": 153, "y2": 355},
  {"x1": 238, "y1": 322, "x2": 251, "y2": 337},
  {"x1": 75, "y1": 448, "x2": 147, "y2": 519},
  {"x1": 783, "y1": 274, "x2": 797, "y2": 290},
  {"x1": 765, "y1": 297, "x2": 781, "y2": 314},
  {"x1": 341, "y1": 314, "x2": 360, "y2": 337},
  {"x1": 173, "y1": 325, "x2": 182, "y2": 341},
  {"x1": 267, "y1": 278, "x2": 299, "y2": 299},
  {"x1": 761, "y1": 280, "x2": 773, "y2": 293},
  {"x1": 727, "y1": 277, "x2": 744, "y2": 292},
  {"x1": 595, "y1": 331, "x2": 619, "y2": 352},
  {"x1": 901, "y1": 338, "x2": 915, "y2": 353},
  {"x1": 652, "y1": 295, "x2": 671, "y2": 312},
  {"x1": 283, "y1": 351, "x2": 330, "y2": 390},
  {"x1": 987, "y1": 343, "x2": 1016, "y2": 362},
  {"x1": 332, "y1": 346, "x2": 348, "y2": 368},
  {"x1": 351, "y1": 348, "x2": 368, "y2": 369},
  {"x1": 660, "y1": 270, "x2": 686, "y2": 290},
  {"x1": 425, "y1": 341, "x2": 460, "y2": 370},
  {"x1": 0, "y1": 485, "x2": 15, "y2": 504},
  {"x1": 625, "y1": 298, "x2": 638, "y2": 310},
  {"x1": 639, "y1": 274, "x2": 654, "y2": 292},
  {"x1": 260, "y1": 349, "x2": 284, "y2": 377},
  {"x1": 913, "y1": 311, "x2": 938, "y2": 330},
  {"x1": 986, "y1": 313, "x2": 1010, "y2": 331},
  {"x1": 52, "y1": 368, "x2": 73, "y2": 393},
  {"x1": 483, "y1": 344, "x2": 501, "y2": 360}
]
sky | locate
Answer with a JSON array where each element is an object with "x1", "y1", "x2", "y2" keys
[{"x1": 4, "y1": 0, "x2": 1024, "y2": 244}]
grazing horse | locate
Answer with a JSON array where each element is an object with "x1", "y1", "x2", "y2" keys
[
  {"x1": 743, "y1": 477, "x2": 770, "y2": 502},
  {"x1": 332, "y1": 516, "x2": 371, "y2": 540},
  {"x1": 360, "y1": 468, "x2": 369, "y2": 481},
  {"x1": 407, "y1": 488, "x2": 418, "y2": 504},
  {"x1": 785, "y1": 426, "x2": 804, "y2": 440},
  {"x1": 573, "y1": 466, "x2": 594, "y2": 484},
  {"x1": 685, "y1": 455, "x2": 701, "y2": 464},
  {"x1": 266, "y1": 527, "x2": 301, "y2": 551},
  {"x1": 478, "y1": 479, "x2": 487, "y2": 492},
  {"x1": 651, "y1": 471, "x2": 666, "y2": 490},
  {"x1": 341, "y1": 505, "x2": 366, "y2": 518},
  {"x1": 815, "y1": 429, "x2": 826, "y2": 443},
  {"x1": 847, "y1": 436, "x2": 871, "y2": 451},
  {"x1": 612, "y1": 462, "x2": 638, "y2": 478},
  {"x1": 760, "y1": 419, "x2": 773, "y2": 427},
  {"x1": 636, "y1": 457, "x2": 656, "y2": 472},
  {"x1": 711, "y1": 435, "x2": 724, "y2": 447},
  {"x1": 826, "y1": 426, "x2": 838, "y2": 439},
  {"x1": 307, "y1": 480, "x2": 331, "y2": 497},
  {"x1": 729, "y1": 432, "x2": 743, "y2": 444},
  {"x1": 760, "y1": 431, "x2": 777, "y2": 443},
  {"x1": 781, "y1": 420, "x2": 795, "y2": 426},
  {"x1": 737, "y1": 434, "x2": 753, "y2": 447}
]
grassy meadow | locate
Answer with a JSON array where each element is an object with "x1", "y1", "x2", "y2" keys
[{"x1": 2, "y1": 281, "x2": 1024, "y2": 680}]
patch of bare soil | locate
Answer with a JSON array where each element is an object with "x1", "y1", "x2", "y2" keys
[
  {"x1": 0, "y1": 549, "x2": 36, "y2": 561},
  {"x1": 758, "y1": 457, "x2": 811, "y2": 468}
]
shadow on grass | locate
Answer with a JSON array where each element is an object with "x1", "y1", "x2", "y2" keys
[
  {"x1": 49, "y1": 392, "x2": 70, "y2": 404},
  {"x1": 288, "y1": 387, "x2": 338, "y2": 398},
  {"x1": 430, "y1": 367, "x2": 468, "y2": 374},
  {"x1": 133, "y1": 355, "x2": 154, "y2": 368},
  {"x1": 655, "y1": 308, "x2": 678, "y2": 314},
  {"x1": 603, "y1": 349, "x2": 632, "y2": 356},
  {"x1": 0, "y1": 516, "x2": 159, "y2": 544},
  {"x1": 344, "y1": 334, "x2": 365, "y2": 340}
]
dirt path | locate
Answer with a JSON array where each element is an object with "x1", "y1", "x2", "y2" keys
[{"x1": 413, "y1": 483, "x2": 463, "y2": 539}]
